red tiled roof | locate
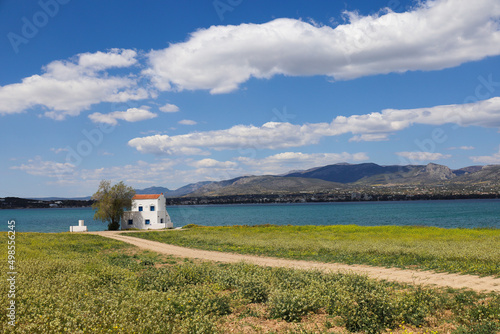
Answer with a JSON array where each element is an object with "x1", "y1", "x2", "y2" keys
[{"x1": 132, "y1": 194, "x2": 162, "y2": 200}]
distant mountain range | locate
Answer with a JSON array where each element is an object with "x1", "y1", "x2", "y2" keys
[
  {"x1": 30, "y1": 162, "x2": 500, "y2": 200},
  {"x1": 182, "y1": 162, "x2": 500, "y2": 197},
  {"x1": 134, "y1": 181, "x2": 213, "y2": 197}
]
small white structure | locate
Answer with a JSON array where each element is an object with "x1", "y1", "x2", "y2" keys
[
  {"x1": 70, "y1": 220, "x2": 88, "y2": 232},
  {"x1": 122, "y1": 193, "x2": 173, "y2": 230}
]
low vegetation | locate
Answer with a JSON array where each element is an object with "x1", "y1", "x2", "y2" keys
[
  {"x1": 128, "y1": 224, "x2": 500, "y2": 276},
  {"x1": 1, "y1": 232, "x2": 500, "y2": 333}
]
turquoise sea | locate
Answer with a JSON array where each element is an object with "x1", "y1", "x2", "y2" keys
[{"x1": 0, "y1": 199, "x2": 499, "y2": 233}]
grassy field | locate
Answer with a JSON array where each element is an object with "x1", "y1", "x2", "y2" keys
[
  {"x1": 2, "y1": 232, "x2": 500, "y2": 333},
  {"x1": 128, "y1": 224, "x2": 500, "y2": 277}
]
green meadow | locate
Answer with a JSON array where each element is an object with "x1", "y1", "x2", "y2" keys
[
  {"x1": 1, "y1": 232, "x2": 500, "y2": 333},
  {"x1": 129, "y1": 224, "x2": 500, "y2": 277}
]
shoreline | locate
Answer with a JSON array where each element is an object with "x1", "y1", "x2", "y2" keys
[
  {"x1": 2, "y1": 194, "x2": 500, "y2": 210},
  {"x1": 2, "y1": 199, "x2": 499, "y2": 233}
]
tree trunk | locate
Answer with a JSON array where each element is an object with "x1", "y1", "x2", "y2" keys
[{"x1": 108, "y1": 218, "x2": 120, "y2": 231}]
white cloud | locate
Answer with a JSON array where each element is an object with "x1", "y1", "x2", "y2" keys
[
  {"x1": 190, "y1": 158, "x2": 238, "y2": 168},
  {"x1": 128, "y1": 121, "x2": 329, "y2": 155},
  {"x1": 145, "y1": 0, "x2": 500, "y2": 93},
  {"x1": 77, "y1": 160, "x2": 180, "y2": 185},
  {"x1": 337, "y1": 96, "x2": 500, "y2": 142},
  {"x1": 186, "y1": 158, "x2": 242, "y2": 181},
  {"x1": 236, "y1": 152, "x2": 369, "y2": 175},
  {"x1": 449, "y1": 146, "x2": 475, "y2": 150},
  {"x1": 10, "y1": 156, "x2": 183, "y2": 187},
  {"x1": 89, "y1": 107, "x2": 157, "y2": 125},
  {"x1": 50, "y1": 147, "x2": 69, "y2": 154},
  {"x1": 129, "y1": 97, "x2": 500, "y2": 155},
  {"x1": 10, "y1": 156, "x2": 75, "y2": 178},
  {"x1": 349, "y1": 134, "x2": 390, "y2": 142},
  {"x1": 470, "y1": 146, "x2": 500, "y2": 164},
  {"x1": 178, "y1": 119, "x2": 197, "y2": 125},
  {"x1": 77, "y1": 49, "x2": 138, "y2": 70},
  {"x1": 159, "y1": 103, "x2": 180, "y2": 112},
  {"x1": 10, "y1": 156, "x2": 247, "y2": 191},
  {"x1": 396, "y1": 151, "x2": 452, "y2": 161},
  {"x1": 99, "y1": 151, "x2": 114, "y2": 156},
  {"x1": 0, "y1": 49, "x2": 148, "y2": 120}
]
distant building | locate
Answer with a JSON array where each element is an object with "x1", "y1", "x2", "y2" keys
[{"x1": 122, "y1": 193, "x2": 173, "y2": 230}]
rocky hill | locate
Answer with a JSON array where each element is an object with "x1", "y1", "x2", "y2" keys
[
  {"x1": 284, "y1": 162, "x2": 460, "y2": 185},
  {"x1": 284, "y1": 163, "x2": 410, "y2": 183},
  {"x1": 352, "y1": 163, "x2": 457, "y2": 185},
  {"x1": 189, "y1": 176, "x2": 344, "y2": 196},
  {"x1": 183, "y1": 163, "x2": 500, "y2": 197},
  {"x1": 452, "y1": 165, "x2": 500, "y2": 184}
]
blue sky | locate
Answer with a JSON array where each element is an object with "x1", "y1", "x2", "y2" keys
[{"x1": 1, "y1": 0, "x2": 500, "y2": 197}]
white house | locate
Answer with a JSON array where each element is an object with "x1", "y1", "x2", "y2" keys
[{"x1": 122, "y1": 193, "x2": 173, "y2": 230}]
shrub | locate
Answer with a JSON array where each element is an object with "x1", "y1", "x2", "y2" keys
[
  {"x1": 164, "y1": 285, "x2": 231, "y2": 318},
  {"x1": 2, "y1": 232, "x2": 499, "y2": 334},
  {"x1": 397, "y1": 286, "x2": 438, "y2": 326},
  {"x1": 328, "y1": 276, "x2": 398, "y2": 334},
  {"x1": 454, "y1": 321, "x2": 499, "y2": 334},
  {"x1": 137, "y1": 267, "x2": 176, "y2": 292},
  {"x1": 268, "y1": 288, "x2": 322, "y2": 322},
  {"x1": 183, "y1": 224, "x2": 200, "y2": 229},
  {"x1": 238, "y1": 279, "x2": 269, "y2": 303}
]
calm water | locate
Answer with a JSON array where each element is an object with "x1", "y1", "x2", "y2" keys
[{"x1": 0, "y1": 199, "x2": 499, "y2": 233}]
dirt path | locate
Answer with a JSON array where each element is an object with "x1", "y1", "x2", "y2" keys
[{"x1": 89, "y1": 231, "x2": 500, "y2": 293}]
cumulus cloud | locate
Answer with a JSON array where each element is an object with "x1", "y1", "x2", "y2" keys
[
  {"x1": 396, "y1": 151, "x2": 452, "y2": 161},
  {"x1": 89, "y1": 107, "x2": 157, "y2": 125},
  {"x1": 129, "y1": 97, "x2": 500, "y2": 155},
  {"x1": 178, "y1": 119, "x2": 197, "y2": 125},
  {"x1": 470, "y1": 146, "x2": 500, "y2": 164},
  {"x1": 0, "y1": 49, "x2": 148, "y2": 120},
  {"x1": 145, "y1": 0, "x2": 500, "y2": 93},
  {"x1": 128, "y1": 121, "x2": 330, "y2": 155},
  {"x1": 159, "y1": 103, "x2": 180, "y2": 112}
]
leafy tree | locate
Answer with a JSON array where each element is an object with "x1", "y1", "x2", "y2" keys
[{"x1": 92, "y1": 180, "x2": 135, "y2": 230}]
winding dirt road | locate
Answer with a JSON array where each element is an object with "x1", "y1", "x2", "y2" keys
[{"x1": 89, "y1": 231, "x2": 500, "y2": 293}]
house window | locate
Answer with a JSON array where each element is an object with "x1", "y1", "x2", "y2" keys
[
  {"x1": 150, "y1": 205, "x2": 155, "y2": 211},
  {"x1": 160, "y1": 218, "x2": 164, "y2": 224},
  {"x1": 145, "y1": 219, "x2": 150, "y2": 225},
  {"x1": 138, "y1": 206, "x2": 143, "y2": 212},
  {"x1": 128, "y1": 219, "x2": 133, "y2": 225}
]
